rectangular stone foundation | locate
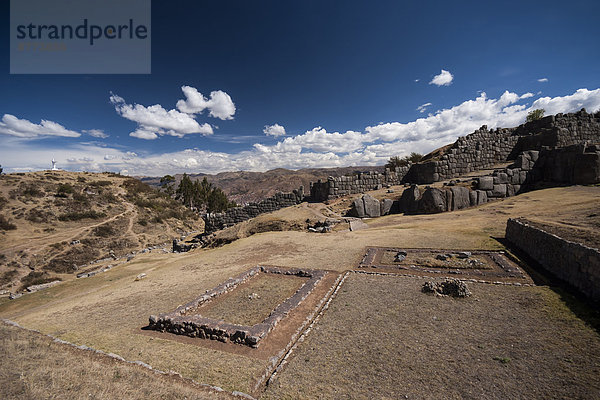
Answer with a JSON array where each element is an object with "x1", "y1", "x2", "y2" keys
[{"x1": 148, "y1": 266, "x2": 326, "y2": 347}]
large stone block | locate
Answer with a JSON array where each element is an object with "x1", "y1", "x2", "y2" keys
[
  {"x1": 399, "y1": 185, "x2": 421, "y2": 214},
  {"x1": 417, "y1": 187, "x2": 447, "y2": 214},
  {"x1": 380, "y1": 198, "x2": 394, "y2": 215},
  {"x1": 348, "y1": 196, "x2": 366, "y2": 218},
  {"x1": 478, "y1": 176, "x2": 494, "y2": 190},
  {"x1": 450, "y1": 186, "x2": 471, "y2": 210},
  {"x1": 362, "y1": 194, "x2": 381, "y2": 217},
  {"x1": 491, "y1": 184, "x2": 507, "y2": 197}
]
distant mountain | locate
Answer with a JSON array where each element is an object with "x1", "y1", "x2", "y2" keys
[{"x1": 140, "y1": 166, "x2": 385, "y2": 204}]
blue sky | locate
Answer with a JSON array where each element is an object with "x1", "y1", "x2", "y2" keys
[{"x1": 1, "y1": 0, "x2": 600, "y2": 175}]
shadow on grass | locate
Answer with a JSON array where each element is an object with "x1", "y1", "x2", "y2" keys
[{"x1": 494, "y1": 236, "x2": 600, "y2": 335}]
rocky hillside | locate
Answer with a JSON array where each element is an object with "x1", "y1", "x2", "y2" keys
[
  {"x1": 0, "y1": 171, "x2": 202, "y2": 292},
  {"x1": 140, "y1": 166, "x2": 385, "y2": 204}
]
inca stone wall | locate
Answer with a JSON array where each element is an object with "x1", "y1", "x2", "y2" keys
[
  {"x1": 506, "y1": 218, "x2": 600, "y2": 302},
  {"x1": 203, "y1": 188, "x2": 305, "y2": 234},
  {"x1": 397, "y1": 143, "x2": 600, "y2": 215},
  {"x1": 403, "y1": 109, "x2": 600, "y2": 184},
  {"x1": 309, "y1": 165, "x2": 411, "y2": 202}
]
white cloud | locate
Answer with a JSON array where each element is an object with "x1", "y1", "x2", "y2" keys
[
  {"x1": 263, "y1": 123, "x2": 286, "y2": 137},
  {"x1": 2, "y1": 88, "x2": 599, "y2": 176},
  {"x1": 83, "y1": 129, "x2": 108, "y2": 138},
  {"x1": 430, "y1": 69, "x2": 454, "y2": 86},
  {"x1": 110, "y1": 94, "x2": 213, "y2": 140},
  {"x1": 0, "y1": 114, "x2": 81, "y2": 139},
  {"x1": 530, "y1": 88, "x2": 600, "y2": 115},
  {"x1": 416, "y1": 103, "x2": 432, "y2": 113},
  {"x1": 414, "y1": 79, "x2": 420, "y2": 82},
  {"x1": 176, "y1": 86, "x2": 236, "y2": 120},
  {"x1": 520, "y1": 92, "x2": 534, "y2": 99},
  {"x1": 538, "y1": 78, "x2": 549, "y2": 82}
]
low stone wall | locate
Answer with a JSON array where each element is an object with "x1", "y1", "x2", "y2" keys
[
  {"x1": 505, "y1": 218, "x2": 600, "y2": 302},
  {"x1": 203, "y1": 188, "x2": 305, "y2": 234},
  {"x1": 309, "y1": 166, "x2": 411, "y2": 202},
  {"x1": 148, "y1": 266, "x2": 327, "y2": 347}
]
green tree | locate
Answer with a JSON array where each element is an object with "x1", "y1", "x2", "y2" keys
[
  {"x1": 160, "y1": 175, "x2": 175, "y2": 196},
  {"x1": 0, "y1": 164, "x2": 3, "y2": 174},
  {"x1": 385, "y1": 152, "x2": 422, "y2": 169},
  {"x1": 526, "y1": 108, "x2": 545, "y2": 122}
]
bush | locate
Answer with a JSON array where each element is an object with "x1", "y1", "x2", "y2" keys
[
  {"x1": 90, "y1": 180, "x2": 112, "y2": 187},
  {"x1": 23, "y1": 185, "x2": 44, "y2": 197},
  {"x1": 56, "y1": 183, "x2": 74, "y2": 198},
  {"x1": 93, "y1": 224, "x2": 115, "y2": 237},
  {"x1": 19, "y1": 271, "x2": 61, "y2": 290},
  {"x1": 526, "y1": 108, "x2": 545, "y2": 122},
  {"x1": 0, "y1": 214, "x2": 17, "y2": 230},
  {"x1": 58, "y1": 211, "x2": 105, "y2": 221},
  {"x1": 0, "y1": 195, "x2": 7, "y2": 210},
  {"x1": 385, "y1": 153, "x2": 423, "y2": 169},
  {"x1": 0, "y1": 269, "x2": 19, "y2": 286}
]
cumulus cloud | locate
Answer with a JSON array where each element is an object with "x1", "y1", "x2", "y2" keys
[
  {"x1": 110, "y1": 93, "x2": 213, "y2": 140},
  {"x1": 83, "y1": 129, "x2": 108, "y2": 138},
  {"x1": 430, "y1": 69, "x2": 454, "y2": 86},
  {"x1": 0, "y1": 114, "x2": 81, "y2": 139},
  {"x1": 176, "y1": 86, "x2": 236, "y2": 120},
  {"x1": 538, "y1": 78, "x2": 549, "y2": 82},
  {"x1": 520, "y1": 92, "x2": 534, "y2": 99},
  {"x1": 2, "y1": 88, "x2": 599, "y2": 176},
  {"x1": 263, "y1": 123, "x2": 286, "y2": 137},
  {"x1": 416, "y1": 103, "x2": 432, "y2": 113}
]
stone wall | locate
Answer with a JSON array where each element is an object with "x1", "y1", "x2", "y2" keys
[
  {"x1": 309, "y1": 165, "x2": 411, "y2": 202},
  {"x1": 203, "y1": 187, "x2": 305, "y2": 234},
  {"x1": 397, "y1": 143, "x2": 600, "y2": 215},
  {"x1": 505, "y1": 218, "x2": 600, "y2": 302},
  {"x1": 148, "y1": 266, "x2": 327, "y2": 347},
  {"x1": 403, "y1": 109, "x2": 600, "y2": 184}
]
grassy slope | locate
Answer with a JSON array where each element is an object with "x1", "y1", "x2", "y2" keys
[
  {"x1": 0, "y1": 185, "x2": 599, "y2": 397},
  {"x1": 0, "y1": 171, "x2": 203, "y2": 291}
]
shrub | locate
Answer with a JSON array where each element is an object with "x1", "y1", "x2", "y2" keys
[
  {"x1": 0, "y1": 195, "x2": 7, "y2": 210},
  {"x1": 0, "y1": 214, "x2": 17, "y2": 230},
  {"x1": 526, "y1": 108, "x2": 545, "y2": 122},
  {"x1": 19, "y1": 271, "x2": 61, "y2": 290},
  {"x1": 0, "y1": 269, "x2": 19, "y2": 286},
  {"x1": 93, "y1": 224, "x2": 115, "y2": 237},
  {"x1": 58, "y1": 211, "x2": 105, "y2": 221},
  {"x1": 56, "y1": 183, "x2": 74, "y2": 198},
  {"x1": 23, "y1": 185, "x2": 44, "y2": 197},
  {"x1": 385, "y1": 153, "x2": 423, "y2": 169}
]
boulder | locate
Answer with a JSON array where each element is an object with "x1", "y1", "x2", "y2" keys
[
  {"x1": 399, "y1": 185, "x2": 421, "y2": 214},
  {"x1": 417, "y1": 187, "x2": 447, "y2": 214},
  {"x1": 348, "y1": 196, "x2": 366, "y2": 218},
  {"x1": 450, "y1": 186, "x2": 470, "y2": 210},
  {"x1": 380, "y1": 198, "x2": 394, "y2": 215},
  {"x1": 362, "y1": 194, "x2": 381, "y2": 217}
]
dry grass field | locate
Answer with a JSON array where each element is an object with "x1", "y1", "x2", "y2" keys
[
  {"x1": 198, "y1": 273, "x2": 308, "y2": 326},
  {"x1": 263, "y1": 273, "x2": 600, "y2": 399},
  {"x1": 0, "y1": 322, "x2": 232, "y2": 400},
  {"x1": 1, "y1": 182, "x2": 599, "y2": 398}
]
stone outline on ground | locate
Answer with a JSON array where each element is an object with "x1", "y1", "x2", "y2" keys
[
  {"x1": 358, "y1": 246, "x2": 533, "y2": 284},
  {"x1": 149, "y1": 266, "x2": 327, "y2": 347}
]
